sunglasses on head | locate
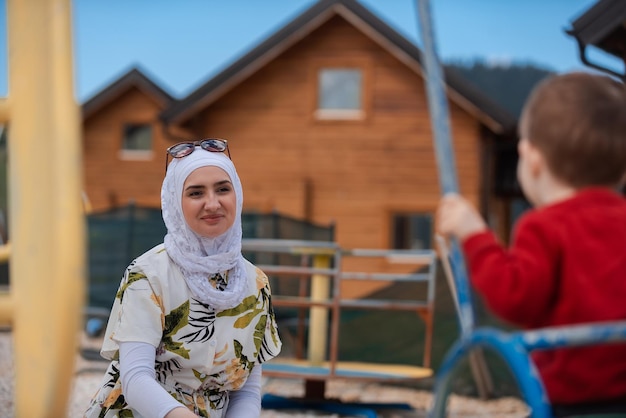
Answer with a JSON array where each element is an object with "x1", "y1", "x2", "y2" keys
[{"x1": 165, "y1": 138, "x2": 231, "y2": 172}]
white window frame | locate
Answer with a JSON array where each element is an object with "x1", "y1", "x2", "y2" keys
[
  {"x1": 119, "y1": 123, "x2": 153, "y2": 160},
  {"x1": 315, "y1": 68, "x2": 364, "y2": 120}
]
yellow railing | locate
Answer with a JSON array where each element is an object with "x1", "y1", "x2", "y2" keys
[{"x1": 0, "y1": 0, "x2": 86, "y2": 417}]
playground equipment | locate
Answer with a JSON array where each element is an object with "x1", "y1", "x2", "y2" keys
[
  {"x1": 0, "y1": 0, "x2": 85, "y2": 417},
  {"x1": 415, "y1": 0, "x2": 626, "y2": 416},
  {"x1": 243, "y1": 238, "x2": 438, "y2": 415},
  {"x1": 0, "y1": 0, "x2": 623, "y2": 416}
]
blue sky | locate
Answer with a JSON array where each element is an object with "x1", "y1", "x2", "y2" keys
[{"x1": 0, "y1": 0, "x2": 620, "y2": 103}]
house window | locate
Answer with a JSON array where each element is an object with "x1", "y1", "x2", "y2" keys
[
  {"x1": 120, "y1": 124, "x2": 152, "y2": 160},
  {"x1": 316, "y1": 68, "x2": 363, "y2": 120},
  {"x1": 392, "y1": 213, "x2": 433, "y2": 250}
]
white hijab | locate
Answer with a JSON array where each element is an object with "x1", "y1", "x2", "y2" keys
[{"x1": 161, "y1": 149, "x2": 248, "y2": 311}]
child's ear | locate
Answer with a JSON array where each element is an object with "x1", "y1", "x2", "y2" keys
[
  {"x1": 520, "y1": 139, "x2": 544, "y2": 177},
  {"x1": 528, "y1": 144, "x2": 546, "y2": 177}
]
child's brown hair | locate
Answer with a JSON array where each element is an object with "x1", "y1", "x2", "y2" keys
[{"x1": 519, "y1": 72, "x2": 626, "y2": 188}]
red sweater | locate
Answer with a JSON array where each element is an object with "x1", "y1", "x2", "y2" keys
[{"x1": 463, "y1": 188, "x2": 626, "y2": 404}]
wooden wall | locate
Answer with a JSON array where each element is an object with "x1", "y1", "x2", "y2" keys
[
  {"x1": 83, "y1": 88, "x2": 167, "y2": 211},
  {"x1": 82, "y1": 16, "x2": 488, "y2": 297},
  {"x1": 189, "y1": 17, "x2": 483, "y2": 250}
]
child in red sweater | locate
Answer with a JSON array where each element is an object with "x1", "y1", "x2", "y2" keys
[{"x1": 437, "y1": 72, "x2": 626, "y2": 416}]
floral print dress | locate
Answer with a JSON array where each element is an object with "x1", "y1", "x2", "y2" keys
[{"x1": 84, "y1": 244, "x2": 282, "y2": 418}]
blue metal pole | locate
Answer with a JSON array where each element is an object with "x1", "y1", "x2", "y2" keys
[
  {"x1": 416, "y1": 0, "x2": 474, "y2": 335},
  {"x1": 519, "y1": 320, "x2": 626, "y2": 351},
  {"x1": 429, "y1": 328, "x2": 552, "y2": 418}
]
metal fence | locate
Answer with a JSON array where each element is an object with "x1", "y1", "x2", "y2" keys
[{"x1": 87, "y1": 203, "x2": 334, "y2": 308}]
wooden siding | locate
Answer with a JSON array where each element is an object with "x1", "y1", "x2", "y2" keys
[
  {"x1": 187, "y1": 17, "x2": 483, "y2": 297},
  {"x1": 83, "y1": 87, "x2": 167, "y2": 211},
  {"x1": 81, "y1": 16, "x2": 488, "y2": 298},
  {"x1": 190, "y1": 17, "x2": 482, "y2": 248}
]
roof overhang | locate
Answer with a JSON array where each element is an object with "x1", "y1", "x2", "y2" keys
[
  {"x1": 161, "y1": 0, "x2": 515, "y2": 134},
  {"x1": 82, "y1": 68, "x2": 174, "y2": 120},
  {"x1": 566, "y1": 0, "x2": 626, "y2": 79}
]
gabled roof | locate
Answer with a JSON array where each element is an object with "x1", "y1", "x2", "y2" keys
[
  {"x1": 160, "y1": 0, "x2": 516, "y2": 134},
  {"x1": 82, "y1": 67, "x2": 174, "y2": 119},
  {"x1": 565, "y1": 0, "x2": 626, "y2": 79},
  {"x1": 567, "y1": 0, "x2": 626, "y2": 54}
]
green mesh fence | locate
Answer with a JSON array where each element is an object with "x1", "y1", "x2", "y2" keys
[{"x1": 87, "y1": 203, "x2": 334, "y2": 308}]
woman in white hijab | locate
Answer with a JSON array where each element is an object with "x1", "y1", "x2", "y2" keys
[{"x1": 85, "y1": 139, "x2": 282, "y2": 418}]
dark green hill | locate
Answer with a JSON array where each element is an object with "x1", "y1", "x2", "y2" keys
[{"x1": 445, "y1": 60, "x2": 555, "y2": 118}]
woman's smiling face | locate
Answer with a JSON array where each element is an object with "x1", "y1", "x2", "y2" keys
[{"x1": 181, "y1": 166, "x2": 236, "y2": 238}]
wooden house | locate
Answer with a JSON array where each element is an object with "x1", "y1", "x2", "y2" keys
[
  {"x1": 566, "y1": 0, "x2": 626, "y2": 81},
  {"x1": 81, "y1": 0, "x2": 518, "y2": 296}
]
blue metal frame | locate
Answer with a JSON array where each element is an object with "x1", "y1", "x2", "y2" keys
[
  {"x1": 415, "y1": 0, "x2": 474, "y2": 338},
  {"x1": 429, "y1": 323, "x2": 626, "y2": 418},
  {"x1": 430, "y1": 328, "x2": 551, "y2": 418},
  {"x1": 416, "y1": 0, "x2": 626, "y2": 416}
]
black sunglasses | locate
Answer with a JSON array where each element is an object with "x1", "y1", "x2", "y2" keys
[{"x1": 165, "y1": 138, "x2": 231, "y2": 172}]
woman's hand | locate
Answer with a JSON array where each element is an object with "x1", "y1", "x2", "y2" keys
[
  {"x1": 164, "y1": 406, "x2": 199, "y2": 418},
  {"x1": 436, "y1": 193, "x2": 487, "y2": 241}
]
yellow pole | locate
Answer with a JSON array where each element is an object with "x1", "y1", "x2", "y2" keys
[
  {"x1": 7, "y1": 0, "x2": 85, "y2": 416},
  {"x1": 0, "y1": 289, "x2": 11, "y2": 325},
  {"x1": 0, "y1": 99, "x2": 9, "y2": 123},
  {"x1": 308, "y1": 254, "x2": 331, "y2": 365},
  {"x1": 0, "y1": 243, "x2": 11, "y2": 262}
]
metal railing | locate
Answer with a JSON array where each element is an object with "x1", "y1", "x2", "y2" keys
[{"x1": 242, "y1": 238, "x2": 438, "y2": 398}]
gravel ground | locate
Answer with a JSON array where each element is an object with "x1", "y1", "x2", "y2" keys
[{"x1": 0, "y1": 330, "x2": 529, "y2": 417}]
